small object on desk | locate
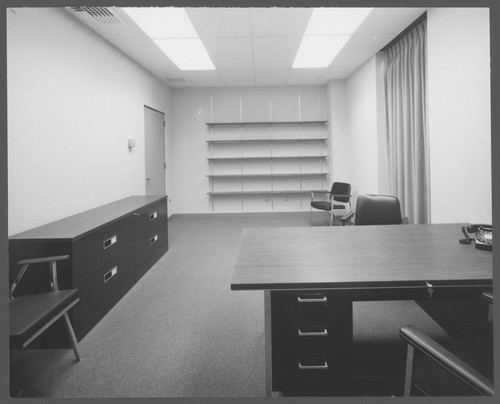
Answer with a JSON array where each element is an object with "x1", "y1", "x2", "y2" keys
[{"x1": 459, "y1": 224, "x2": 492, "y2": 251}]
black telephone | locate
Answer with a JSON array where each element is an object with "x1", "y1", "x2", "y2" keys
[{"x1": 459, "y1": 224, "x2": 493, "y2": 251}]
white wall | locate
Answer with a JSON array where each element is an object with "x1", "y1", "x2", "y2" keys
[
  {"x1": 7, "y1": 8, "x2": 172, "y2": 235},
  {"x1": 427, "y1": 8, "x2": 491, "y2": 224},
  {"x1": 345, "y1": 57, "x2": 380, "y2": 204},
  {"x1": 326, "y1": 80, "x2": 351, "y2": 185},
  {"x1": 170, "y1": 86, "x2": 328, "y2": 214}
]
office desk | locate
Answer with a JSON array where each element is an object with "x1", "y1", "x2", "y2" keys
[{"x1": 231, "y1": 224, "x2": 492, "y2": 396}]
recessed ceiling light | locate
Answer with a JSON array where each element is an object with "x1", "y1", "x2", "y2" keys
[
  {"x1": 122, "y1": 7, "x2": 215, "y2": 71},
  {"x1": 293, "y1": 36, "x2": 350, "y2": 68},
  {"x1": 154, "y1": 38, "x2": 215, "y2": 70},
  {"x1": 305, "y1": 7, "x2": 373, "y2": 35},
  {"x1": 293, "y1": 7, "x2": 372, "y2": 69}
]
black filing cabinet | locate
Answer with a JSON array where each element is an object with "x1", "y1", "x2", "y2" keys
[{"x1": 271, "y1": 290, "x2": 353, "y2": 395}]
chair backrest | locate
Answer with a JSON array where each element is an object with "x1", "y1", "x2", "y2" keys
[
  {"x1": 354, "y1": 194, "x2": 402, "y2": 225},
  {"x1": 330, "y1": 182, "x2": 351, "y2": 203}
]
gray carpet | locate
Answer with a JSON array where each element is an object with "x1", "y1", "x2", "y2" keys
[{"x1": 9, "y1": 212, "x2": 454, "y2": 398}]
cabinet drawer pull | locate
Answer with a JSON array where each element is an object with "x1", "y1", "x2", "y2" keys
[
  {"x1": 298, "y1": 328, "x2": 328, "y2": 337},
  {"x1": 104, "y1": 266, "x2": 118, "y2": 283},
  {"x1": 298, "y1": 361, "x2": 328, "y2": 370},
  {"x1": 149, "y1": 211, "x2": 158, "y2": 221},
  {"x1": 103, "y1": 235, "x2": 117, "y2": 250},
  {"x1": 150, "y1": 234, "x2": 159, "y2": 245},
  {"x1": 297, "y1": 295, "x2": 327, "y2": 303}
]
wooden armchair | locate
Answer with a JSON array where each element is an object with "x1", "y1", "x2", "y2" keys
[{"x1": 9, "y1": 255, "x2": 82, "y2": 362}]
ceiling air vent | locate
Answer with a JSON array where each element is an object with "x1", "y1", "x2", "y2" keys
[
  {"x1": 167, "y1": 78, "x2": 187, "y2": 84},
  {"x1": 69, "y1": 7, "x2": 123, "y2": 24}
]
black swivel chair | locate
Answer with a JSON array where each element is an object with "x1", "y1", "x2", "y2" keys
[
  {"x1": 341, "y1": 194, "x2": 414, "y2": 395},
  {"x1": 399, "y1": 292, "x2": 493, "y2": 396},
  {"x1": 310, "y1": 182, "x2": 351, "y2": 226},
  {"x1": 341, "y1": 194, "x2": 408, "y2": 225},
  {"x1": 9, "y1": 255, "x2": 82, "y2": 362}
]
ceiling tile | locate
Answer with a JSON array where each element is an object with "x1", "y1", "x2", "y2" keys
[
  {"x1": 254, "y1": 69, "x2": 289, "y2": 86},
  {"x1": 357, "y1": 8, "x2": 427, "y2": 35},
  {"x1": 202, "y1": 37, "x2": 253, "y2": 70},
  {"x1": 250, "y1": 8, "x2": 312, "y2": 37},
  {"x1": 219, "y1": 69, "x2": 255, "y2": 86},
  {"x1": 183, "y1": 70, "x2": 225, "y2": 87},
  {"x1": 110, "y1": 38, "x2": 179, "y2": 70},
  {"x1": 331, "y1": 33, "x2": 394, "y2": 67},
  {"x1": 253, "y1": 36, "x2": 302, "y2": 69},
  {"x1": 186, "y1": 7, "x2": 252, "y2": 38},
  {"x1": 286, "y1": 69, "x2": 324, "y2": 85},
  {"x1": 150, "y1": 69, "x2": 190, "y2": 86},
  {"x1": 316, "y1": 66, "x2": 358, "y2": 83}
]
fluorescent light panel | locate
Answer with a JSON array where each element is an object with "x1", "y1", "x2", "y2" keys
[
  {"x1": 154, "y1": 39, "x2": 215, "y2": 70},
  {"x1": 293, "y1": 7, "x2": 372, "y2": 69},
  {"x1": 305, "y1": 7, "x2": 373, "y2": 35},
  {"x1": 122, "y1": 7, "x2": 215, "y2": 70}
]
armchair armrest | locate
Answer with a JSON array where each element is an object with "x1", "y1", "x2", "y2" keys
[
  {"x1": 400, "y1": 325, "x2": 493, "y2": 396},
  {"x1": 311, "y1": 190, "x2": 329, "y2": 197},
  {"x1": 18, "y1": 255, "x2": 70, "y2": 265},
  {"x1": 10, "y1": 255, "x2": 70, "y2": 299},
  {"x1": 340, "y1": 211, "x2": 354, "y2": 224},
  {"x1": 482, "y1": 291, "x2": 493, "y2": 304}
]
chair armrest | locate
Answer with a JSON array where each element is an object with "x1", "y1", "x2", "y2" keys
[
  {"x1": 399, "y1": 325, "x2": 493, "y2": 396},
  {"x1": 11, "y1": 255, "x2": 70, "y2": 299},
  {"x1": 311, "y1": 191, "x2": 330, "y2": 201},
  {"x1": 482, "y1": 291, "x2": 493, "y2": 304},
  {"x1": 340, "y1": 211, "x2": 354, "y2": 225},
  {"x1": 18, "y1": 255, "x2": 70, "y2": 266}
]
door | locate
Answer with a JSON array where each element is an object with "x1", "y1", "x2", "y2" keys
[{"x1": 144, "y1": 106, "x2": 166, "y2": 195}]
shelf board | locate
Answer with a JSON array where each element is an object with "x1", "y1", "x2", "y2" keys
[
  {"x1": 206, "y1": 120, "x2": 327, "y2": 127},
  {"x1": 208, "y1": 190, "x2": 327, "y2": 196},
  {"x1": 206, "y1": 137, "x2": 327, "y2": 143},
  {"x1": 207, "y1": 155, "x2": 328, "y2": 161},
  {"x1": 207, "y1": 173, "x2": 328, "y2": 178}
]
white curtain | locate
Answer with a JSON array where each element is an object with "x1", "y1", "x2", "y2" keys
[{"x1": 383, "y1": 21, "x2": 430, "y2": 224}]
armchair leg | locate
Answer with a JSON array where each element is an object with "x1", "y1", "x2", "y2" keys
[
  {"x1": 403, "y1": 345, "x2": 415, "y2": 396},
  {"x1": 62, "y1": 313, "x2": 82, "y2": 362},
  {"x1": 329, "y1": 208, "x2": 334, "y2": 226}
]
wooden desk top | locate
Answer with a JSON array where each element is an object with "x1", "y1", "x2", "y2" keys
[
  {"x1": 10, "y1": 195, "x2": 167, "y2": 242},
  {"x1": 231, "y1": 224, "x2": 492, "y2": 291}
]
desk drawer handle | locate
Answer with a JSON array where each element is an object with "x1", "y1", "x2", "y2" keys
[
  {"x1": 298, "y1": 361, "x2": 328, "y2": 370},
  {"x1": 298, "y1": 328, "x2": 328, "y2": 337},
  {"x1": 103, "y1": 235, "x2": 117, "y2": 250},
  {"x1": 149, "y1": 211, "x2": 158, "y2": 221},
  {"x1": 297, "y1": 295, "x2": 327, "y2": 303},
  {"x1": 104, "y1": 266, "x2": 118, "y2": 283},
  {"x1": 150, "y1": 234, "x2": 159, "y2": 245}
]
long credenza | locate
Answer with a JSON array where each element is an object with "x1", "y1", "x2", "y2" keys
[{"x1": 8, "y1": 195, "x2": 169, "y2": 347}]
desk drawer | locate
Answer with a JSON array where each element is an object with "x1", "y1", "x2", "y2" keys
[
  {"x1": 135, "y1": 199, "x2": 167, "y2": 241},
  {"x1": 272, "y1": 291, "x2": 329, "y2": 324},
  {"x1": 73, "y1": 217, "x2": 134, "y2": 285},
  {"x1": 135, "y1": 225, "x2": 168, "y2": 268},
  {"x1": 72, "y1": 247, "x2": 135, "y2": 327}
]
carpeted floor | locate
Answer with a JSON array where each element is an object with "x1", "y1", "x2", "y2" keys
[{"x1": 9, "y1": 212, "x2": 483, "y2": 398}]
